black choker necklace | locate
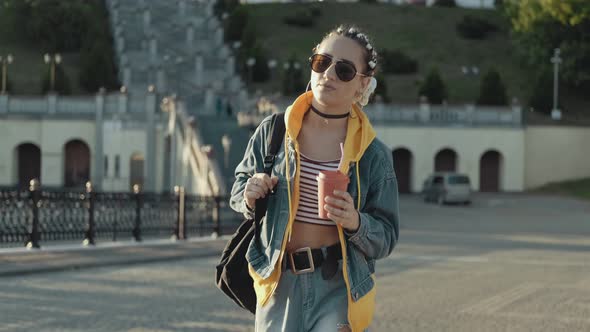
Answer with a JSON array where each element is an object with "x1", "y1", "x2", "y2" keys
[{"x1": 309, "y1": 105, "x2": 350, "y2": 119}]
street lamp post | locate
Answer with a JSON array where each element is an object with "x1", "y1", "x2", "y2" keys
[
  {"x1": 221, "y1": 134, "x2": 232, "y2": 171},
  {"x1": 550, "y1": 48, "x2": 562, "y2": 120},
  {"x1": 44, "y1": 53, "x2": 62, "y2": 92},
  {"x1": 246, "y1": 57, "x2": 256, "y2": 84},
  {"x1": 0, "y1": 54, "x2": 13, "y2": 94},
  {"x1": 268, "y1": 59, "x2": 277, "y2": 80}
]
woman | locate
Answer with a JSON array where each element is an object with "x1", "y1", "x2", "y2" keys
[{"x1": 230, "y1": 25, "x2": 400, "y2": 332}]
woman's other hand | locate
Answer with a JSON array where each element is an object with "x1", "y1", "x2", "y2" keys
[{"x1": 244, "y1": 174, "x2": 279, "y2": 210}]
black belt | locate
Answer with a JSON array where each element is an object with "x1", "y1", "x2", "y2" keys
[{"x1": 285, "y1": 243, "x2": 342, "y2": 278}]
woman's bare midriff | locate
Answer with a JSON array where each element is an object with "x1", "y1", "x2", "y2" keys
[
  {"x1": 284, "y1": 112, "x2": 348, "y2": 252},
  {"x1": 286, "y1": 221, "x2": 340, "y2": 252}
]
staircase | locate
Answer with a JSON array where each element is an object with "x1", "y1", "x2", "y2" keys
[
  {"x1": 105, "y1": 0, "x2": 248, "y2": 114},
  {"x1": 104, "y1": 0, "x2": 255, "y2": 202}
]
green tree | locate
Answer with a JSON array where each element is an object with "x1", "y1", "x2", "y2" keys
[
  {"x1": 41, "y1": 63, "x2": 71, "y2": 95},
  {"x1": 418, "y1": 68, "x2": 448, "y2": 104},
  {"x1": 477, "y1": 68, "x2": 508, "y2": 105},
  {"x1": 504, "y1": 0, "x2": 590, "y2": 31},
  {"x1": 503, "y1": 0, "x2": 590, "y2": 90}
]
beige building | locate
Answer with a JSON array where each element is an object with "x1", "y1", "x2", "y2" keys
[
  {"x1": 365, "y1": 103, "x2": 590, "y2": 193},
  {"x1": 2, "y1": 94, "x2": 589, "y2": 194},
  {"x1": 0, "y1": 91, "x2": 224, "y2": 196}
]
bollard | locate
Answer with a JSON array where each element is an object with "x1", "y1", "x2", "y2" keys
[
  {"x1": 180, "y1": 187, "x2": 187, "y2": 240},
  {"x1": 83, "y1": 181, "x2": 96, "y2": 246},
  {"x1": 212, "y1": 196, "x2": 221, "y2": 238},
  {"x1": 173, "y1": 186, "x2": 186, "y2": 240},
  {"x1": 26, "y1": 179, "x2": 41, "y2": 249},
  {"x1": 132, "y1": 184, "x2": 142, "y2": 242}
]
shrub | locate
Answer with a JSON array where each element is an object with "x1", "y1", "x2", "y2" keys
[
  {"x1": 456, "y1": 15, "x2": 497, "y2": 40},
  {"x1": 224, "y1": 5, "x2": 248, "y2": 42},
  {"x1": 283, "y1": 9, "x2": 316, "y2": 28},
  {"x1": 528, "y1": 69, "x2": 555, "y2": 114},
  {"x1": 309, "y1": 5, "x2": 322, "y2": 17},
  {"x1": 9, "y1": 0, "x2": 95, "y2": 52},
  {"x1": 249, "y1": 45, "x2": 271, "y2": 83},
  {"x1": 41, "y1": 63, "x2": 71, "y2": 95},
  {"x1": 1, "y1": 80, "x2": 14, "y2": 94},
  {"x1": 477, "y1": 68, "x2": 508, "y2": 105},
  {"x1": 434, "y1": 0, "x2": 456, "y2": 7},
  {"x1": 418, "y1": 68, "x2": 448, "y2": 104},
  {"x1": 79, "y1": 40, "x2": 119, "y2": 93},
  {"x1": 380, "y1": 49, "x2": 418, "y2": 74},
  {"x1": 282, "y1": 55, "x2": 306, "y2": 96},
  {"x1": 214, "y1": 0, "x2": 240, "y2": 18},
  {"x1": 240, "y1": 22, "x2": 258, "y2": 51},
  {"x1": 372, "y1": 75, "x2": 391, "y2": 103}
]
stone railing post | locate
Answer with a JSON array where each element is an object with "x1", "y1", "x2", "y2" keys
[
  {"x1": 47, "y1": 92, "x2": 57, "y2": 114},
  {"x1": 195, "y1": 54, "x2": 203, "y2": 87},
  {"x1": 186, "y1": 22, "x2": 194, "y2": 49},
  {"x1": 419, "y1": 96, "x2": 430, "y2": 123},
  {"x1": 118, "y1": 86, "x2": 128, "y2": 114},
  {"x1": 143, "y1": 7, "x2": 151, "y2": 34}
]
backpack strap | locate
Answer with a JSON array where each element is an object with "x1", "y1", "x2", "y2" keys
[{"x1": 254, "y1": 113, "x2": 286, "y2": 243}]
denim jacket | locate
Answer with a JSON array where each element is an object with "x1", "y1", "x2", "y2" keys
[{"x1": 230, "y1": 91, "x2": 400, "y2": 331}]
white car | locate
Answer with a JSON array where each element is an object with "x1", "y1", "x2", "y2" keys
[{"x1": 422, "y1": 172, "x2": 472, "y2": 205}]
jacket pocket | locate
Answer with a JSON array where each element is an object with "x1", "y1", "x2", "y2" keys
[
  {"x1": 350, "y1": 274, "x2": 375, "y2": 302},
  {"x1": 346, "y1": 244, "x2": 374, "y2": 302}
]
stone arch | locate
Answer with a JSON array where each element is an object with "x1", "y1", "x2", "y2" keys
[
  {"x1": 479, "y1": 150, "x2": 503, "y2": 192},
  {"x1": 15, "y1": 143, "x2": 41, "y2": 188},
  {"x1": 434, "y1": 148, "x2": 458, "y2": 172},
  {"x1": 64, "y1": 139, "x2": 91, "y2": 188},
  {"x1": 392, "y1": 147, "x2": 413, "y2": 193}
]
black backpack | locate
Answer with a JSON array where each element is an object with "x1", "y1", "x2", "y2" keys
[{"x1": 215, "y1": 112, "x2": 285, "y2": 314}]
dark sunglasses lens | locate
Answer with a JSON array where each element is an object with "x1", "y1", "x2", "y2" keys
[
  {"x1": 335, "y1": 62, "x2": 356, "y2": 82},
  {"x1": 310, "y1": 55, "x2": 331, "y2": 73}
]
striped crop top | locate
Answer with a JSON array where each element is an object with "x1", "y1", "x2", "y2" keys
[{"x1": 295, "y1": 153, "x2": 340, "y2": 226}]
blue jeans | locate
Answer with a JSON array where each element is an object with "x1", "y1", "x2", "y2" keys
[{"x1": 255, "y1": 259, "x2": 351, "y2": 332}]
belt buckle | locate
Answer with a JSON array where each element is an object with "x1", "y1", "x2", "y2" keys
[{"x1": 289, "y1": 247, "x2": 315, "y2": 275}]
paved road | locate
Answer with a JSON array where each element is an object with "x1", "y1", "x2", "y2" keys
[{"x1": 1, "y1": 193, "x2": 589, "y2": 332}]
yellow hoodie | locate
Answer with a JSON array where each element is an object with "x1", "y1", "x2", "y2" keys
[{"x1": 249, "y1": 91, "x2": 378, "y2": 331}]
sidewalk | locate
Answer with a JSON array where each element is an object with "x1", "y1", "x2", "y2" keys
[{"x1": 0, "y1": 236, "x2": 229, "y2": 277}]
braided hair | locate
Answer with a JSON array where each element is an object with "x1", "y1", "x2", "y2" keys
[{"x1": 313, "y1": 24, "x2": 378, "y2": 75}]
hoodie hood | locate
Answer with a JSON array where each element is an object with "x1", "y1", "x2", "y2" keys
[{"x1": 283, "y1": 91, "x2": 376, "y2": 174}]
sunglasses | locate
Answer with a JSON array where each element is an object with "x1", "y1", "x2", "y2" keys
[{"x1": 308, "y1": 53, "x2": 371, "y2": 82}]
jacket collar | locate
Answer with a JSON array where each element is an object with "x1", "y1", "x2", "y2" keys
[{"x1": 283, "y1": 91, "x2": 376, "y2": 174}]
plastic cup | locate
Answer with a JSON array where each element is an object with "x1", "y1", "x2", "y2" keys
[{"x1": 316, "y1": 170, "x2": 350, "y2": 219}]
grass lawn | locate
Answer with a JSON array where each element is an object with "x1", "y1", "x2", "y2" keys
[
  {"x1": 0, "y1": 10, "x2": 83, "y2": 95},
  {"x1": 533, "y1": 178, "x2": 590, "y2": 201},
  {"x1": 243, "y1": 3, "x2": 535, "y2": 104}
]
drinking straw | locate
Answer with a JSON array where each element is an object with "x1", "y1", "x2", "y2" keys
[{"x1": 337, "y1": 142, "x2": 345, "y2": 171}]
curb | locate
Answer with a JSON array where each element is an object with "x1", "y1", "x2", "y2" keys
[{"x1": 0, "y1": 237, "x2": 229, "y2": 277}]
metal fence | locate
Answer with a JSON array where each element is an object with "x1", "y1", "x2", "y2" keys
[{"x1": 0, "y1": 181, "x2": 238, "y2": 248}]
